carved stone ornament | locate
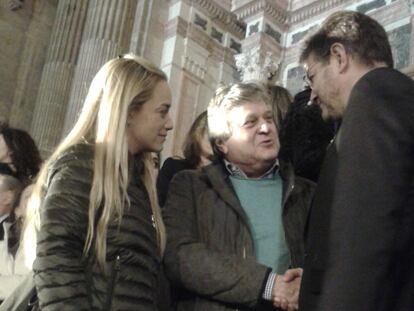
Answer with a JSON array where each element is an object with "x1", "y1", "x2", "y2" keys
[
  {"x1": 230, "y1": 39, "x2": 242, "y2": 53},
  {"x1": 182, "y1": 55, "x2": 206, "y2": 81},
  {"x1": 248, "y1": 22, "x2": 260, "y2": 36},
  {"x1": 194, "y1": 13, "x2": 208, "y2": 31},
  {"x1": 264, "y1": 24, "x2": 281, "y2": 43},
  {"x1": 235, "y1": 47, "x2": 280, "y2": 82},
  {"x1": 211, "y1": 27, "x2": 223, "y2": 43}
]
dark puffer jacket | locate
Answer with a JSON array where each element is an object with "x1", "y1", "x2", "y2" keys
[
  {"x1": 163, "y1": 161, "x2": 315, "y2": 311},
  {"x1": 33, "y1": 144, "x2": 160, "y2": 311}
]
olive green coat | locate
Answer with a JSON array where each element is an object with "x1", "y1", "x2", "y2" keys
[
  {"x1": 163, "y1": 162, "x2": 315, "y2": 311},
  {"x1": 33, "y1": 144, "x2": 160, "y2": 311}
]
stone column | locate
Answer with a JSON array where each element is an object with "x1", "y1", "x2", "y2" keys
[
  {"x1": 29, "y1": 0, "x2": 88, "y2": 156},
  {"x1": 233, "y1": 1, "x2": 286, "y2": 84},
  {"x1": 62, "y1": 0, "x2": 137, "y2": 136},
  {"x1": 129, "y1": 0, "x2": 153, "y2": 56},
  {"x1": 8, "y1": 0, "x2": 57, "y2": 131},
  {"x1": 159, "y1": 0, "x2": 245, "y2": 159},
  {"x1": 0, "y1": 0, "x2": 32, "y2": 124}
]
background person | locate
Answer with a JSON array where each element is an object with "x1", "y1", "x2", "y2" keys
[
  {"x1": 157, "y1": 110, "x2": 213, "y2": 206},
  {"x1": 0, "y1": 127, "x2": 40, "y2": 305},
  {"x1": 0, "y1": 168, "x2": 26, "y2": 303},
  {"x1": 266, "y1": 84, "x2": 293, "y2": 129},
  {"x1": 0, "y1": 126, "x2": 42, "y2": 187},
  {"x1": 278, "y1": 88, "x2": 335, "y2": 183}
]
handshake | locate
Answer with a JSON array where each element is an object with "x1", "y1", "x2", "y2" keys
[{"x1": 272, "y1": 268, "x2": 303, "y2": 311}]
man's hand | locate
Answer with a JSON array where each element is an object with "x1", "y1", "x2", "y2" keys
[{"x1": 272, "y1": 268, "x2": 303, "y2": 311}]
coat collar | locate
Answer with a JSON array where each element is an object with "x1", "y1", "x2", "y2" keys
[
  {"x1": 222, "y1": 159, "x2": 279, "y2": 179},
  {"x1": 203, "y1": 162, "x2": 241, "y2": 209},
  {"x1": 203, "y1": 160, "x2": 297, "y2": 209}
]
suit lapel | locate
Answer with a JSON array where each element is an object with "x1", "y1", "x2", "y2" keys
[{"x1": 305, "y1": 135, "x2": 338, "y2": 244}]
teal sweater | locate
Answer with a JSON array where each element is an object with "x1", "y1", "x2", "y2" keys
[{"x1": 230, "y1": 175, "x2": 290, "y2": 273}]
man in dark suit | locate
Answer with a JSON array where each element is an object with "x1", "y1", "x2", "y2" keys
[{"x1": 297, "y1": 10, "x2": 414, "y2": 311}]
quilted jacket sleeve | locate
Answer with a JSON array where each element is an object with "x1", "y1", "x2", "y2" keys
[
  {"x1": 33, "y1": 161, "x2": 92, "y2": 311},
  {"x1": 163, "y1": 171, "x2": 270, "y2": 307}
]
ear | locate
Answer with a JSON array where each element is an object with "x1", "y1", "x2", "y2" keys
[
  {"x1": 330, "y1": 42, "x2": 350, "y2": 73},
  {"x1": 126, "y1": 110, "x2": 136, "y2": 126},
  {"x1": 215, "y1": 138, "x2": 228, "y2": 155}
]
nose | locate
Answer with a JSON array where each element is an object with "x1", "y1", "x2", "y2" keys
[
  {"x1": 259, "y1": 119, "x2": 270, "y2": 133},
  {"x1": 165, "y1": 114, "x2": 174, "y2": 131}
]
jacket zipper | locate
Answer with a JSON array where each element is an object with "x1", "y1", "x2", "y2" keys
[
  {"x1": 107, "y1": 255, "x2": 121, "y2": 310},
  {"x1": 239, "y1": 247, "x2": 245, "y2": 311},
  {"x1": 239, "y1": 248, "x2": 246, "y2": 311}
]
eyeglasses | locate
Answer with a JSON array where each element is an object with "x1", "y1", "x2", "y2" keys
[
  {"x1": 303, "y1": 61, "x2": 320, "y2": 88},
  {"x1": 303, "y1": 75, "x2": 311, "y2": 88},
  {"x1": 303, "y1": 70, "x2": 315, "y2": 88}
]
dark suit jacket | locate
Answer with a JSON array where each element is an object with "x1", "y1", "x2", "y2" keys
[{"x1": 299, "y1": 67, "x2": 414, "y2": 311}]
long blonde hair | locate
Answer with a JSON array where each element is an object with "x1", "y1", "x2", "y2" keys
[{"x1": 23, "y1": 54, "x2": 167, "y2": 268}]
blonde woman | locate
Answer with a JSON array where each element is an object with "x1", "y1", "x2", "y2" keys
[{"x1": 23, "y1": 55, "x2": 173, "y2": 310}]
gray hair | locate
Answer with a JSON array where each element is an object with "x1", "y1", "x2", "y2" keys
[{"x1": 300, "y1": 11, "x2": 393, "y2": 68}]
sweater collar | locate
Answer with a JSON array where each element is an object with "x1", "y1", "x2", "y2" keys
[{"x1": 223, "y1": 159, "x2": 279, "y2": 179}]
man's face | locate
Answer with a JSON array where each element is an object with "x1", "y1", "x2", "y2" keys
[
  {"x1": 304, "y1": 54, "x2": 344, "y2": 120},
  {"x1": 218, "y1": 100, "x2": 279, "y2": 177}
]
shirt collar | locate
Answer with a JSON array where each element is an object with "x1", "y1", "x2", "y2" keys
[{"x1": 224, "y1": 159, "x2": 279, "y2": 179}]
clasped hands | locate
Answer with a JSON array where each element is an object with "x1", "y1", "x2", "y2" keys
[{"x1": 272, "y1": 268, "x2": 302, "y2": 311}]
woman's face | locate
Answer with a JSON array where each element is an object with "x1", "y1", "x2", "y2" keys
[
  {"x1": 0, "y1": 134, "x2": 10, "y2": 163},
  {"x1": 126, "y1": 80, "x2": 173, "y2": 155}
]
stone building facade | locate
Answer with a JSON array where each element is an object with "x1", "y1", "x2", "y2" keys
[{"x1": 1, "y1": 0, "x2": 413, "y2": 159}]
